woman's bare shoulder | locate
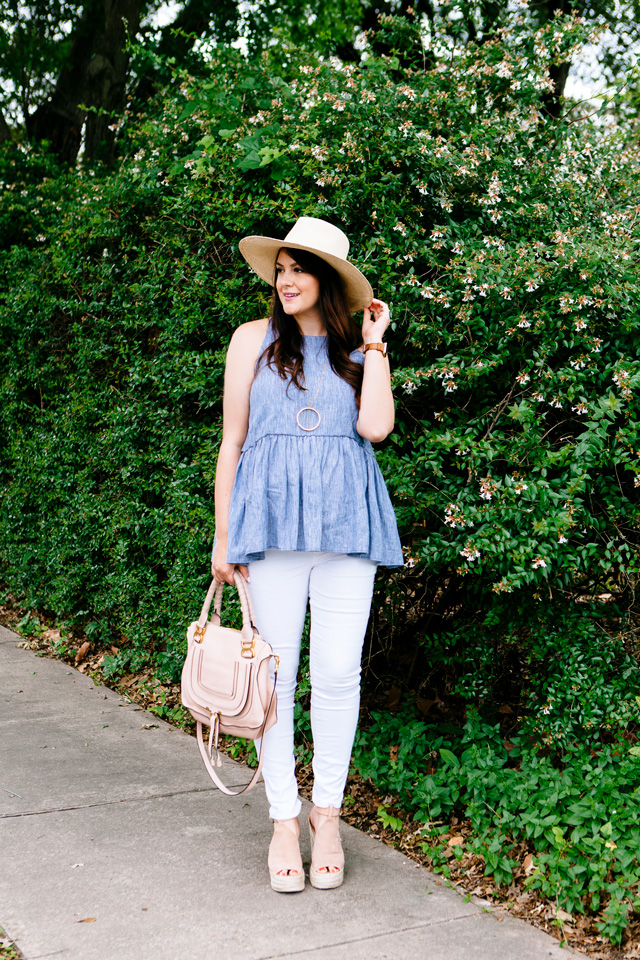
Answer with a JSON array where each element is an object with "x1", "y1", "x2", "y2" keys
[
  {"x1": 226, "y1": 319, "x2": 269, "y2": 372},
  {"x1": 230, "y1": 318, "x2": 270, "y2": 344}
]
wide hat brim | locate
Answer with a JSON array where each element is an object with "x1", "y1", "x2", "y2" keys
[{"x1": 239, "y1": 236, "x2": 373, "y2": 312}]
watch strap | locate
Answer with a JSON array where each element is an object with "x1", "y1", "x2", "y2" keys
[{"x1": 363, "y1": 342, "x2": 388, "y2": 358}]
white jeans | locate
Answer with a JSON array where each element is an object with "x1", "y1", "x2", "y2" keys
[{"x1": 249, "y1": 550, "x2": 377, "y2": 821}]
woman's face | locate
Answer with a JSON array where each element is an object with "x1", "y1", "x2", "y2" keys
[{"x1": 275, "y1": 250, "x2": 321, "y2": 320}]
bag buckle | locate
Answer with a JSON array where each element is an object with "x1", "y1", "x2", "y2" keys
[
  {"x1": 194, "y1": 624, "x2": 206, "y2": 644},
  {"x1": 240, "y1": 638, "x2": 255, "y2": 659}
]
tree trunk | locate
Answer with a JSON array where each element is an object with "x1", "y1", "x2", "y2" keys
[
  {"x1": 543, "y1": 60, "x2": 571, "y2": 118},
  {"x1": 84, "y1": 0, "x2": 145, "y2": 162},
  {"x1": 27, "y1": 0, "x2": 144, "y2": 165},
  {"x1": 0, "y1": 110, "x2": 12, "y2": 143},
  {"x1": 536, "y1": 0, "x2": 576, "y2": 116},
  {"x1": 27, "y1": 0, "x2": 101, "y2": 164}
]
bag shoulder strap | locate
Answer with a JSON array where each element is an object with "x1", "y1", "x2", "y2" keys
[{"x1": 195, "y1": 678, "x2": 276, "y2": 796}]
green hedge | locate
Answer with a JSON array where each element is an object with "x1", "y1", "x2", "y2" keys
[{"x1": 1, "y1": 12, "x2": 639, "y2": 667}]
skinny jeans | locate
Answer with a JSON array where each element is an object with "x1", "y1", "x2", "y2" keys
[{"x1": 249, "y1": 550, "x2": 376, "y2": 821}]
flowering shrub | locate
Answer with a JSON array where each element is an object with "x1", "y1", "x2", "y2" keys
[
  {"x1": 1, "y1": 5, "x2": 639, "y2": 694},
  {"x1": 161, "y1": 15, "x2": 640, "y2": 613}
]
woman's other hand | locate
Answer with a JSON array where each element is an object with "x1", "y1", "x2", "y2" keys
[
  {"x1": 362, "y1": 298, "x2": 391, "y2": 345},
  {"x1": 211, "y1": 541, "x2": 249, "y2": 585}
]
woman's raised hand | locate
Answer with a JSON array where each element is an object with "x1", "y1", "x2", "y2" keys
[{"x1": 362, "y1": 298, "x2": 391, "y2": 345}]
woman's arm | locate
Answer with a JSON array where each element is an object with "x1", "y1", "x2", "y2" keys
[
  {"x1": 356, "y1": 298, "x2": 394, "y2": 443},
  {"x1": 211, "y1": 319, "x2": 268, "y2": 584}
]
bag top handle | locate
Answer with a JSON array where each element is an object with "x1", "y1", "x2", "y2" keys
[{"x1": 196, "y1": 572, "x2": 256, "y2": 633}]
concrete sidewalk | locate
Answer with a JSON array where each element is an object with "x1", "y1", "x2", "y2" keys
[{"x1": 0, "y1": 625, "x2": 580, "y2": 960}]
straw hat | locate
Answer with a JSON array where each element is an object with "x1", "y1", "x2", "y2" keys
[{"x1": 239, "y1": 216, "x2": 373, "y2": 312}]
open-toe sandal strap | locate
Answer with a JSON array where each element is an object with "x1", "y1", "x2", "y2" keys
[
  {"x1": 269, "y1": 820, "x2": 303, "y2": 874},
  {"x1": 310, "y1": 808, "x2": 344, "y2": 864}
]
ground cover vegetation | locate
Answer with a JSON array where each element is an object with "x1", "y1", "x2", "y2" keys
[
  {"x1": 0, "y1": 927, "x2": 22, "y2": 960},
  {"x1": 1, "y1": 3, "x2": 640, "y2": 952}
]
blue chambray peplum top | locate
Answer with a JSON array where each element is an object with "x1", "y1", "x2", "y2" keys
[{"x1": 225, "y1": 323, "x2": 404, "y2": 568}]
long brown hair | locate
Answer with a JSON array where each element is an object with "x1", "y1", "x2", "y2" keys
[{"x1": 258, "y1": 247, "x2": 364, "y2": 404}]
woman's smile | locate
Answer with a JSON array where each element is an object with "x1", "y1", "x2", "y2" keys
[{"x1": 275, "y1": 250, "x2": 321, "y2": 323}]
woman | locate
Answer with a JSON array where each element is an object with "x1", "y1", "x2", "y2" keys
[{"x1": 211, "y1": 216, "x2": 403, "y2": 893}]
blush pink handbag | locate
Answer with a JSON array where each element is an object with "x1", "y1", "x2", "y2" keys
[{"x1": 181, "y1": 571, "x2": 278, "y2": 796}]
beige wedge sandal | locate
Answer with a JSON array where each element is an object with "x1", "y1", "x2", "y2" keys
[
  {"x1": 268, "y1": 817, "x2": 305, "y2": 893},
  {"x1": 309, "y1": 806, "x2": 344, "y2": 889}
]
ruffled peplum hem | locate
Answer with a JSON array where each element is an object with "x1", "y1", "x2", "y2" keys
[{"x1": 226, "y1": 434, "x2": 404, "y2": 568}]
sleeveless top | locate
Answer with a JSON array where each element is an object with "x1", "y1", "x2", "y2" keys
[{"x1": 225, "y1": 322, "x2": 404, "y2": 568}]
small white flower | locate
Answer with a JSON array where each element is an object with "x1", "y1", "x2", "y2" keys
[
  {"x1": 460, "y1": 544, "x2": 481, "y2": 562},
  {"x1": 532, "y1": 557, "x2": 547, "y2": 569},
  {"x1": 479, "y1": 476, "x2": 496, "y2": 500},
  {"x1": 558, "y1": 535, "x2": 568, "y2": 543}
]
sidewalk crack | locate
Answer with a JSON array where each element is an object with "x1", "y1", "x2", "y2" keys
[
  {"x1": 0, "y1": 784, "x2": 252, "y2": 818},
  {"x1": 257, "y1": 913, "x2": 487, "y2": 960}
]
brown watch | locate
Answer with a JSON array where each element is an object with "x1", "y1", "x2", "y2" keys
[{"x1": 363, "y1": 342, "x2": 388, "y2": 358}]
